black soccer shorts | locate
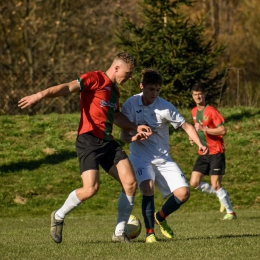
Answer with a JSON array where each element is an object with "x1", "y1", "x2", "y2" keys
[
  {"x1": 76, "y1": 132, "x2": 128, "y2": 174},
  {"x1": 192, "y1": 153, "x2": 225, "y2": 176}
]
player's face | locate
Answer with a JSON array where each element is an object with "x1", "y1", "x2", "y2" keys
[
  {"x1": 192, "y1": 91, "x2": 205, "y2": 105},
  {"x1": 115, "y1": 62, "x2": 134, "y2": 85},
  {"x1": 141, "y1": 84, "x2": 161, "y2": 105}
]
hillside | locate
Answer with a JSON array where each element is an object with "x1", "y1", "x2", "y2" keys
[{"x1": 0, "y1": 107, "x2": 259, "y2": 218}]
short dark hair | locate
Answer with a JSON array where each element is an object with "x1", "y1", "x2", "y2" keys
[
  {"x1": 191, "y1": 82, "x2": 205, "y2": 93},
  {"x1": 115, "y1": 52, "x2": 137, "y2": 68},
  {"x1": 141, "y1": 68, "x2": 163, "y2": 86}
]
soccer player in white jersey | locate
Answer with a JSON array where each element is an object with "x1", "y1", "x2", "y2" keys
[{"x1": 120, "y1": 68, "x2": 208, "y2": 243}]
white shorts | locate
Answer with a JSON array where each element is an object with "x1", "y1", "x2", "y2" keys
[{"x1": 130, "y1": 157, "x2": 189, "y2": 198}]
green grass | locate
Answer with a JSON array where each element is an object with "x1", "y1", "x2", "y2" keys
[
  {"x1": 0, "y1": 107, "x2": 260, "y2": 259},
  {"x1": 1, "y1": 211, "x2": 260, "y2": 260}
]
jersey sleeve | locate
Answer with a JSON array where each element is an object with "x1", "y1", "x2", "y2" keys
[
  {"x1": 212, "y1": 108, "x2": 225, "y2": 127},
  {"x1": 166, "y1": 103, "x2": 186, "y2": 129},
  {"x1": 191, "y1": 107, "x2": 197, "y2": 124},
  {"x1": 121, "y1": 98, "x2": 135, "y2": 123},
  {"x1": 77, "y1": 72, "x2": 99, "y2": 92}
]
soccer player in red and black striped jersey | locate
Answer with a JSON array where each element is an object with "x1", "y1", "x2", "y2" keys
[
  {"x1": 18, "y1": 52, "x2": 152, "y2": 243},
  {"x1": 189, "y1": 83, "x2": 236, "y2": 220}
]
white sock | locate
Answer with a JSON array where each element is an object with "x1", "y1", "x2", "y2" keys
[
  {"x1": 55, "y1": 190, "x2": 82, "y2": 220},
  {"x1": 216, "y1": 187, "x2": 234, "y2": 213},
  {"x1": 115, "y1": 191, "x2": 134, "y2": 236},
  {"x1": 196, "y1": 182, "x2": 216, "y2": 194}
]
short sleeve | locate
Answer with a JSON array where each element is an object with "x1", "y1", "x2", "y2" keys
[
  {"x1": 166, "y1": 103, "x2": 186, "y2": 129},
  {"x1": 121, "y1": 98, "x2": 135, "y2": 123},
  {"x1": 212, "y1": 109, "x2": 225, "y2": 127},
  {"x1": 77, "y1": 72, "x2": 99, "y2": 92}
]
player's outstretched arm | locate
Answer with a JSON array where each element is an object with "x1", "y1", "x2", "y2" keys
[
  {"x1": 18, "y1": 80, "x2": 80, "y2": 109},
  {"x1": 181, "y1": 122, "x2": 208, "y2": 154}
]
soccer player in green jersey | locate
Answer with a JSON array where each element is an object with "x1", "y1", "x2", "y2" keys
[
  {"x1": 189, "y1": 82, "x2": 236, "y2": 220},
  {"x1": 18, "y1": 52, "x2": 152, "y2": 243}
]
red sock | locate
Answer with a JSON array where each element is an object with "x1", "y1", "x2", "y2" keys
[
  {"x1": 146, "y1": 228, "x2": 154, "y2": 236},
  {"x1": 159, "y1": 210, "x2": 167, "y2": 219}
]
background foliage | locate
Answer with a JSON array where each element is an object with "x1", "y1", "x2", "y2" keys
[
  {"x1": 116, "y1": 0, "x2": 226, "y2": 108},
  {"x1": 0, "y1": 0, "x2": 259, "y2": 115}
]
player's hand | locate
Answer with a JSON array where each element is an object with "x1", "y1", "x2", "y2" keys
[
  {"x1": 195, "y1": 121, "x2": 205, "y2": 132},
  {"x1": 194, "y1": 122, "x2": 202, "y2": 132},
  {"x1": 132, "y1": 131, "x2": 151, "y2": 142},
  {"x1": 18, "y1": 92, "x2": 42, "y2": 109},
  {"x1": 199, "y1": 145, "x2": 208, "y2": 155},
  {"x1": 136, "y1": 125, "x2": 152, "y2": 136}
]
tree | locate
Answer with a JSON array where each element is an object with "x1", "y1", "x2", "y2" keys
[{"x1": 115, "y1": 0, "x2": 227, "y2": 107}]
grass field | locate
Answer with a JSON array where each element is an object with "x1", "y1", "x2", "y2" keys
[
  {"x1": 0, "y1": 107, "x2": 260, "y2": 259},
  {"x1": 1, "y1": 211, "x2": 260, "y2": 260}
]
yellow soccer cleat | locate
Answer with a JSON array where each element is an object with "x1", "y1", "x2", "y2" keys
[
  {"x1": 154, "y1": 213, "x2": 174, "y2": 239},
  {"x1": 145, "y1": 233, "x2": 158, "y2": 243},
  {"x1": 222, "y1": 212, "x2": 237, "y2": 220}
]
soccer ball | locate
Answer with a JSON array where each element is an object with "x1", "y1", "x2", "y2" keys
[{"x1": 126, "y1": 215, "x2": 142, "y2": 239}]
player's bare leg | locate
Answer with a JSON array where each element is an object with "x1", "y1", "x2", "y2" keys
[{"x1": 191, "y1": 171, "x2": 224, "y2": 211}]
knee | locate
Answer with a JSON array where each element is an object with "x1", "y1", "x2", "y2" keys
[
  {"x1": 141, "y1": 186, "x2": 154, "y2": 196},
  {"x1": 212, "y1": 184, "x2": 221, "y2": 191},
  {"x1": 80, "y1": 186, "x2": 99, "y2": 201},
  {"x1": 181, "y1": 189, "x2": 190, "y2": 202},
  {"x1": 174, "y1": 188, "x2": 190, "y2": 202},
  {"x1": 190, "y1": 171, "x2": 203, "y2": 189},
  {"x1": 190, "y1": 179, "x2": 199, "y2": 189},
  {"x1": 123, "y1": 179, "x2": 137, "y2": 196},
  {"x1": 140, "y1": 180, "x2": 154, "y2": 196}
]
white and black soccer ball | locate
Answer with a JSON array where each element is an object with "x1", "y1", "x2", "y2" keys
[{"x1": 126, "y1": 215, "x2": 142, "y2": 239}]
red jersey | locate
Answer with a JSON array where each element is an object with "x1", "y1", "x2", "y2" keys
[
  {"x1": 191, "y1": 105, "x2": 225, "y2": 155},
  {"x1": 77, "y1": 71, "x2": 120, "y2": 140}
]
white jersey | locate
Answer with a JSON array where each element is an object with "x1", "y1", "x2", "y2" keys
[{"x1": 122, "y1": 93, "x2": 186, "y2": 163}]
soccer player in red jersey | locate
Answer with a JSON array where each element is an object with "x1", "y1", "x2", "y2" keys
[
  {"x1": 18, "y1": 52, "x2": 152, "y2": 243},
  {"x1": 189, "y1": 83, "x2": 236, "y2": 220}
]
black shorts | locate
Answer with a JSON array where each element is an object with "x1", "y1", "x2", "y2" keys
[
  {"x1": 192, "y1": 153, "x2": 225, "y2": 176},
  {"x1": 76, "y1": 132, "x2": 128, "y2": 174}
]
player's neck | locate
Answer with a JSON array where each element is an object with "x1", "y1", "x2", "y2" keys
[
  {"x1": 104, "y1": 70, "x2": 115, "y2": 83},
  {"x1": 197, "y1": 104, "x2": 205, "y2": 111}
]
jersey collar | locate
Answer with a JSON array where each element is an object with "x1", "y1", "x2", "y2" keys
[{"x1": 138, "y1": 93, "x2": 157, "y2": 108}]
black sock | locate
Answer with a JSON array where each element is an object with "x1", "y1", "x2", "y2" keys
[
  {"x1": 156, "y1": 195, "x2": 184, "y2": 222},
  {"x1": 142, "y1": 195, "x2": 155, "y2": 230}
]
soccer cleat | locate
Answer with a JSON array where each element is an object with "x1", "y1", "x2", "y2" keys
[
  {"x1": 222, "y1": 212, "x2": 237, "y2": 220},
  {"x1": 145, "y1": 233, "x2": 158, "y2": 243},
  {"x1": 50, "y1": 211, "x2": 64, "y2": 243},
  {"x1": 112, "y1": 232, "x2": 131, "y2": 243},
  {"x1": 154, "y1": 213, "x2": 174, "y2": 239}
]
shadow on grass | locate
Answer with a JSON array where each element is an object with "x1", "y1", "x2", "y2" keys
[
  {"x1": 0, "y1": 150, "x2": 77, "y2": 175},
  {"x1": 224, "y1": 109, "x2": 260, "y2": 122},
  {"x1": 182, "y1": 233, "x2": 260, "y2": 241},
  {"x1": 217, "y1": 234, "x2": 260, "y2": 239}
]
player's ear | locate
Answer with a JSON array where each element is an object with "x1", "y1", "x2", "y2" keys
[
  {"x1": 115, "y1": 65, "x2": 120, "y2": 72},
  {"x1": 140, "y1": 84, "x2": 143, "y2": 90}
]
